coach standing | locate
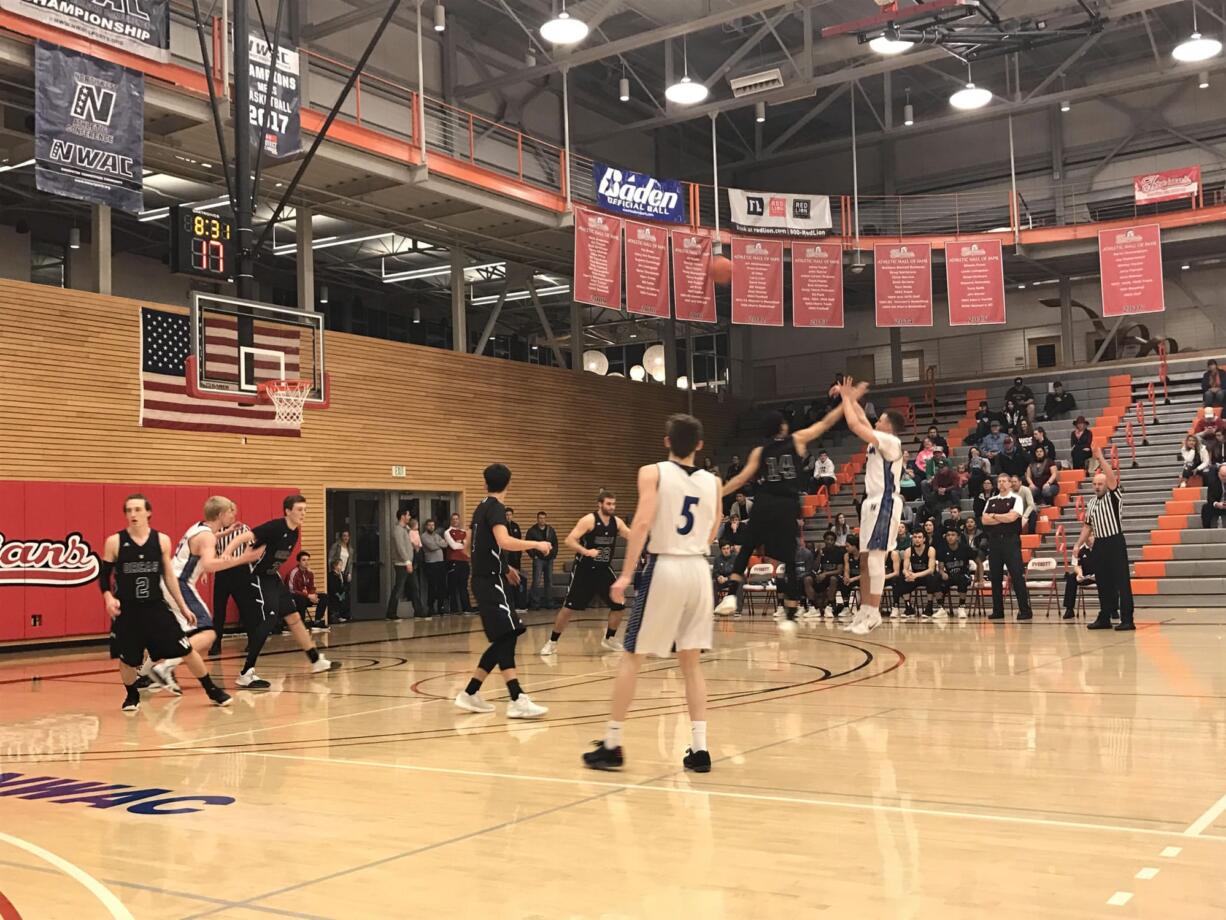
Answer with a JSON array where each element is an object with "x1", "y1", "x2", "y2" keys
[
  {"x1": 1076, "y1": 445, "x2": 1135, "y2": 631},
  {"x1": 981, "y1": 472, "x2": 1033, "y2": 621}
]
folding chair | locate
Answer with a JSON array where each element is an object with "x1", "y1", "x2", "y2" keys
[
  {"x1": 740, "y1": 562, "x2": 778, "y2": 617},
  {"x1": 969, "y1": 560, "x2": 989, "y2": 618},
  {"x1": 1023, "y1": 557, "x2": 1059, "y2": 618},
  {"x1": 1074, "y1": 575, "x2": 1096, "y2": 620}
]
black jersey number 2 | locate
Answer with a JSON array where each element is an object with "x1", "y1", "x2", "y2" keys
[
  {"x1": 135, "y1": 576, "x2": 151, "y2": 600},
  {"x1": 764, "y1": 454, "x2": 797, "y2": 481}
]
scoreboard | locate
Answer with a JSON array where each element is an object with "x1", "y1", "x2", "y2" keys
[{"x1": 170, "y1": 205, "x2": 234, "y2": 281}]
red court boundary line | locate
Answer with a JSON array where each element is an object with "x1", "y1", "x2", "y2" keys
[{"x1": 0, "y1": 889, "x2": 23, "y2": 920}]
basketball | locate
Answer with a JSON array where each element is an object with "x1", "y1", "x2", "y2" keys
[{"x1": 711, "y1": 255, "x2": 733, "y2": 286}]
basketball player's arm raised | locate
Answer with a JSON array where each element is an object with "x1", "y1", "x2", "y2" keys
[
  {"x1": 99, "y1": 534, "x2": 121, "y2": 618},
  {"x1": 841, "y1": 381, "x2": 884, "y2": 449},
  {"x1": 610, "y1": 465, "x2": 660, "y2": 604},
  {"x1": 191, "y1": 531, "x2": 260, "y2": 574},
  {"x1": 792, "y1": 384, "x2": 865, "y2": 453},
  {"x1": 565, "y1": 514, "x2": 600, "y2": 559},
  {"x1": 722, "y1": 446, "x2": 762, "y2": 497},
  {"x1": 158, "y1": 533, "x2": 196, "y2": 627}
]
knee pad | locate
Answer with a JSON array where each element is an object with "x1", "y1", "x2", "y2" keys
[
  {"x1": 867, "y1": 551, "x2": 887, "y2": 594},
  {"x1": 495, "y1": 633, "x2": 518, "y2": 671}
]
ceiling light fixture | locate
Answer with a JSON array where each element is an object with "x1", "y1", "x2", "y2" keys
[
  {"x1": 412, "y1": 307, "x2": 421, "y2": 324},
  {"x1": 619, "y1": 76, "x2": 630, "y2": 102},
  {"x1": 1173, "y1": 2, "x2": 1221, "y2": 61},
  {"x1": 1199, "y1": 70, "x2": 1210, "y2": 88},
  {"x1": 68, "y1": 227, "x2": 80, "y2": 250},
  {"x1": 1061, "y1": 98, "x2": 1071, "y2": 112},
  {"x1": 869, "y1": 30, "x2": 914, "y2": 55},
  {"x1": 433, "y1": 4, "x2": 445, "y2": 32},
  {"x1": 903, "y1": 87, "x2": 914, "y2": 126},
  {"x1": 319, "y1": 285, "x2": 329, "y2": 304},
  {"x1": 755, "y1": 101, "x2": 766, "y2": 123},
  {"x1": 665, "y1": 35, "x2": 708, "y2": 105},
  {"x1": 541, "y1": 1, "x2": 588, "y2": 46},
  {"x1": 950, "y1": 63, "x2": 992, "y2": 110}
]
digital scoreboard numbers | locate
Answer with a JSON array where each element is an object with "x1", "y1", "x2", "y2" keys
[{"x1": 170, "y1": 205, "x2": 234, "y2": 281}]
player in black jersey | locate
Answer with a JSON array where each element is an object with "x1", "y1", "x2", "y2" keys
[
  {"x1": 716, "y1": 382, "x2": 865, "y2": 631},
  {"x1": 840, "y1": 533, "x2": 861, "y2": 614},
  {"x1": 810, "y1": 530, "x2": 846, "y2": 618},
  {"x1": 898, "y1": 531, "x2": 942, "y2": 618},
  {"x1": 100, "y1": 494, "x2": 231, "y2": 712},
  {"x1": 936, "y1": 528, "x2": 976, "y2": 618},
  {"x1": 540, "y1": 489, "x2": 633, "y2": 655},
  {"x1": 222, "y1": 495, "x2": 338, "y2": 688},
  {"x1": 455, "y1": 463, "x2": 554, "y2": 718}
]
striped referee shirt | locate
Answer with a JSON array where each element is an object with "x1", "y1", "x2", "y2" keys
[
  {"x1": 1086, "y1": 488, "x2": 1124, "y2": 539},
  {"x1": 216, "y1": 522, "x2": 250, "y2": 555}
]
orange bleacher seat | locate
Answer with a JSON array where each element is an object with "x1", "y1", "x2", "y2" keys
[
  {"x1": 1039, "y1": 507, "x2": 1061, "y2": 520},
  {"x1": 1164, "y1": 500, "x2": 1196, "y2": 515},
  {"x1": 1172, "y1": 486, "x2": 1202, "y2": 500},
  {"x1": 1035, "y1": 518, "x2": 1052, "y2": 535},
  {"x1": 1053, "y1": 492, "x2": 1071, "y2": 508}
]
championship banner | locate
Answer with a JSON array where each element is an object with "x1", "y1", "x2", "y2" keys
[
  {"x1": 249, "y1": 33, "x2": 301, "y2": 158},
  {"x1": 2, "y1": 0, "x2": 170, "y2": 62},
  {"x1": 728, "y1": 188, "x2": 832, "y2": 238},
  {"x1": 1099, "y1": 224, "x2": 1165, "y2": 317},
  {"x1": 874, "y1": 242, "x2": 933, "y2": 327},
  {"x1": 670, "y1": 232, "x2": 716, "y2": 323},
  {"x1": 572, "y1": 207, "x2": 623, "y2": 308},
  {"x1": 730, "y1": 237, "x2": 785, "y2": 327},
  {"x1": 624, "y1": 221, "x2": 670, "y2": 318},
  {"x1": 35, "y1": 42, "x2": 144, "y2": 214},
  {"x1": 593, "y1": 163, "x2": 687, "y2": 224},
  {"x1": 945, "y1": 239, "x2": 1006, "y2": 326},
  {"x1": 790, "y1": 241, "x2": 844, "y2": 328},
  {"x1": 1134, "y1": 166, "x2": 1200, "y2": 205}
]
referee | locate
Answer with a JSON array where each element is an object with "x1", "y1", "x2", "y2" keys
[
  {"x1": 981, "y1": 472, "x2": 1033, "y2": 621},
  {"x1": 1074, "y1": 445, "x2": 1135, "y2": 631}
]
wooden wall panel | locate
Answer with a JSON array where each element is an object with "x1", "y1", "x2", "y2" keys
[{"x1": 0, "y1": 279, "x2": 738, "y2": 572}]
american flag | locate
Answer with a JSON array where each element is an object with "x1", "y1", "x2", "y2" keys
[{"x1": 140, "y1": 308, "x2": 301, "y2": 438}]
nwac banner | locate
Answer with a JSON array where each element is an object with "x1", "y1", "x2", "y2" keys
[
  {"x1": 35, "y1": 42, "x2": 144, "y2": 213},
  {"x1": 249, "y1": 33, "x2": 302, "y2": 159},
  {"x1": 2, "y1": 0, "x2": 170, "y2": 62}
]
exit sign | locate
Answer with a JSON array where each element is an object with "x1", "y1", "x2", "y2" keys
[{"x1": 391, "y1": 465, "x2": 407, "y2": 478}]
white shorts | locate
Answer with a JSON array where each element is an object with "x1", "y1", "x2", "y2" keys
[
  {"x1": 860, "y1": 492, "x2": 903, "y2": 552},
  {"x1": 624, "y1": 555, "x2": 714, "y2": 658}
]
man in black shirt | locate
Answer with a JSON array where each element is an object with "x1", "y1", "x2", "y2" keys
[
  {"x1": 936, "y1": 528, "x2": 975, "y2": 618},
  {"x1": 226, "y1": 494, "x2": 338, "y2": 688},
  {"x1": 455, "y1": 464, "x2": 553, "y2": 719},
  {"x1": 1044, "y1": 381, "x2": 1077, "y2": 420},
  {"x1": 1062, "y1": 541, "x2": 1095, "y2": 620},
  {"x1": 525, "y1": 512, "x2": 559, "y2": 610},
  {"x1": 712, "y1": 542, "x2": 737, "y2": 604},
  {"x1": 811, "y1": 531, "x2": 845, "y2": 617},
  {"x1": 1006, "y1": 376, "x2": 1037, "y2": 424},
  {"x1": 926, "y1": 425, "x2": 949, "y2": 454},
  {"x1": 982, "y1": 473, "x2": 1032, "y2": 621},
  {"x1": 504, "y1": 507, "x2": 528, "y2": 613}
]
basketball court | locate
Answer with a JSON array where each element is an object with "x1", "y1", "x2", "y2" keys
[{"x1": 2, "y1": 614, "x2": 1224, "y2": 919}]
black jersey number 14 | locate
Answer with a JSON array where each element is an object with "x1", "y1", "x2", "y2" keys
[{"x1": 764, "y1": 455, "x2": 797, "y2": 481}]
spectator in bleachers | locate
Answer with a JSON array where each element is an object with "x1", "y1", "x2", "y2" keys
[
  {"x1": 920, "y1": 477, "x2": 959, "y2": 523},
  {"x1": 963, "y1": 517, "x2": 988, "y2": 561},
  {"x1": 1062, "y1": 541, "x2": 1095, "y2": 620},
  {"x1": 943, "y1": 507, "x2": 966, "y2": 535},
  {"x1": 1033, "y1": 426, "x2": 1058, "y2": 463},
  {"x1": 894, "y1": 521, "x2": 912, "y2": 554},
  {"x1": 725, "y1": 454, "x2": 744, "y2": 481},
  {"x1": 1027, "y1": 445, "x2": 1059, "y2": 505},
  {"x1": 814, "y1": 450, "x2": 836, "y2": 491},
  {"x1": 702, "y1": 457, "x2": 716, "y2": 475},
  {"x1": 937, "y1": 527, "x2": 975, "y2": 619},
  {"x1": 1011, "y1": 474, "x2": 1038, "y2": 535},
  {"x1": 921, "y1": 518, "x2": 938, "y2": 548},
  {"x1": 1202, "y1": 359, "x2": 1225, "y2": 408},
  {"x1": 720, "y1": 509, "x2": 747, "y2": 546},
  {"x1": 980, "y1": 418, "x2": 1007, "y2": 461},
  {"x1": 1002, "y1": 398, "x2": 1023, "y2": 434},
  {"x1": 899, "y1": 498, "x2": 916, "y2": 531},
  {"x1": 1194, "y1": 408, "x2": 1226, "y2": 442},
  {"x1": 800, "y1": 450, "x2": 818, "y2": 494},
  {"x1": 899, "y1": 453, "x2": 921, "y2": 501},
  {"x1": 1203, "y1": 464, "x2": 1226, "y2": 529},
  {"x1": 898, "y1": 531, "x2": 942, "y2": 618},
  {"x1": 712, "y1": 542, "x2": 737, "y2": 604},
  {"x1": 926, "y1": 424, "x2": 949, "y2": 453},
  {"x1": 912, "y1": 437, "x2": 936, "y2": 482},
  {"x1": 924, "y1": 444, "x2": 953, "y2": 481},
  {"x1": 1015, "y1": 419, "x2": 1036, "y2": 456},
  {"x1": 1070, "y1": 415, "x2": 1093, "y2": 471},
  {"x1": 1006, "y1": 376, "x2": 1037, "y2": 424},
  {"x1": 840, "y1": 534, "x2": 861, "y2": 612},
  {"x1": 730, "y1": 492, "x2": 753, "y2": 521},
  {"x1": 973, "y1": 477, "x2": 996, "y2": 525},
  {"x1": 1044, "y1": 380, "x2": 1077, "y2": 420},
  {"x1": 995, "y1": 437, "x2": 1029, "y2": 479},
  {"x1": 966, "y1": 446, "x2": 992, "y2": 496},
  {"x1": 1207, "y1": 428, "x2": 1226, "y2": 472},
  {"x1": 831, "y1": 512, "x2": 850, "y2": 546},
  {"x1": 1179, "y1": 434, "x2": 1211, "y2": 487}
]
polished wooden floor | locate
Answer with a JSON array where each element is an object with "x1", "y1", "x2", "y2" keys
[{"x1": 2, "y1": 611, "x2": 1225, "y2": 920}]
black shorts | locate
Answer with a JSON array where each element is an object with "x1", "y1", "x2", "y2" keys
[
  {"x1": 738, "y1": 493, "x2": 801, "y2": 565},
  {"x1": 944, "y1": 572, "x2": 973, "y2": 592},
  {"x1": 473, "y1": 574, "x2": 525, "y2": 642},
  {"x1": 564, "y1": 563, "x2": 625, "y2": 611},
  {"x1": 109, "y1": 602, "x2": 192, "y2": 668},
  {"x1": 252, "y1": 572, "x2": 298, "y2": 622}
]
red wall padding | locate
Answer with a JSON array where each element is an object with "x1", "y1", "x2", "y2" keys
[{"x1": 0, "y1": 481, "x2": 298, "y2": 643}]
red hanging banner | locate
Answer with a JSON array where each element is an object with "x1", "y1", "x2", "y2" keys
[
  {"x1": 874, "y1": 241, "x2": 933, "y2": 327},
  {"x1": 790, "y1": 241, "x2": 844, "y2": 328},
  {"x1": 623, "y1": 220, "x2": 670, "y2": 318},
  {"x1": 1098, "y1": 224, "x2": 1165, "y2": 317},
  {"x1": 670, "y1": 231, "x2": 716, "y2": 323},
  {"x1": 731, "y1": 237, "x2": 785, "y2": 327},
  {"x1": 945, "y1": 238, "x2": 1006, "y2": 326},
  {"x1": 572, "y1": 206, "x2": 623, "y2": 308}
]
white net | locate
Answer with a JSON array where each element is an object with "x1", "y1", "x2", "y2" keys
[{"x1": 262, "y1": 380, "x2": 313, "y2": 427}]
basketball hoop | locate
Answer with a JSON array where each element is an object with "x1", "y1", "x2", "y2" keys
[{"x1": 258, "y1": 380, "x2": 313, "y2": 427}]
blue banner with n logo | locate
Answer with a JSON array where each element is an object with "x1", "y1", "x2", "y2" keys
[
  {"x1": 593, "y1": 162, "x2": 687, "y2": 224},
  {"x1": 35, "y1": 42, "x2": 145, "y2": 213}
]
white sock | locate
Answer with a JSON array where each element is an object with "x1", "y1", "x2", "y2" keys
[
  {"x1": 604, "y1": 721, "x2": 623, "y2": 749},
  {"x1": 691, "y1": 721, "x2": 708, "y2": 752}
]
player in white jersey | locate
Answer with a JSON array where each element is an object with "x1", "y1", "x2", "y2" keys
[
  {"x1": 583, "y1": 414, "x2": 722, "y2": 773},
  {"x1": 841, "y1": 384, "x2": 907, "y2": 636},
  {"x1": 146, "y1": 496, "x2": 262, "y2": 693}
]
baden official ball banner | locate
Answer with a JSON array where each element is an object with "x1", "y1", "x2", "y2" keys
[
  {"x1": 670, "y1": 232, "x2": 716, "y2": 323},
  {"x1": 593, "y1": 163, "x2": 687, "y2": 224},
  {"x1": 945, "y1": 239, "x2": 1006, "y2": 326},
  {"x1": 249, "y1": 33, "x2": 301, "y2": 159},
  {"x1": 1099, "y1": 224, "x2": 1165, "y2": 317},
  {"x1": 728, "y1": 188, "x2": 832, "y2": 238},
  {"x1": 730, "y1": 237, "x2": 785, "y2": 327},
  {"x1": 624, "y1": 221, "x2": 670, "y2": 318},
  {"x1": 790, "y1": 241, "x2": 844, "y2": 328},
  {"x1": 1133, "y1": 166, "x2": 1200, "y2": 205},
  {"x1": 874, "y1": 242, "x2": 933, "y2": 327},
  {"x1": 572, "y1": 207, "x2": 623, "y2": 308},
  {"x1": 2, "y1": 0, "x2": 170, "y2": 61},
  {"x1": 35, "y1": 42, "x2": 144, "y2": 213}
]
